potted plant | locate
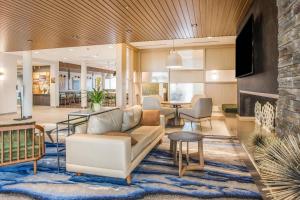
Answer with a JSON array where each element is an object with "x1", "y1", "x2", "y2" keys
[{"x1": 89, "y1": 88, "x2": 105, "y2": 111}]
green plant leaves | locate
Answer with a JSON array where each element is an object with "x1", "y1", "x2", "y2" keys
[{"x1": 88, "y1": 88, "x2": 106, "y2": 105}]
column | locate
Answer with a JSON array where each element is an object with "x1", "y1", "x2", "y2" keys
[
  {"x1": 81, "y1": 61, "x2": 87, "y2": 108},
  {"x1": 127, "y1": 47, "x2": 134, "y2": 106},
  {"x1": 101, "y1": 73, "x2": 106, "y2": 90},
  {"x1": 22, "y1": 51, "x2": 33, "y2": 118},
  {"x1": 50, "y1": 62, "x2": 59, "y2": 107},
  {"x1": 116, "y1": 43, "x2": 127, "y2": 108}
]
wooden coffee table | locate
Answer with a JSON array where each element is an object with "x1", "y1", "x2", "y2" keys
[{"x1": 168, "y1": 131, "x2": 204, "y2": 177}]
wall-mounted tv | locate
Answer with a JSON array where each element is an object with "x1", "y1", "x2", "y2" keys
[{"x1": 236, "y1": 15, "x2": 254, "y2": 78}]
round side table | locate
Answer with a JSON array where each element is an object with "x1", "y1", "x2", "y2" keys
[{"x1": 168, "y1": 131, "x2": 204, "y2": 177}]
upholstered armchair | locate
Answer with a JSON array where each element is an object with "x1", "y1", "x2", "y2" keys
[
  {"x1": 142, "y1": 96, "x2": 176, "y2": 122},
  {"x1": 181, "y1": 94, "x2": 207, "y2": 108},
  {"x1": 178, "y1": 98, "x2": 213, "y2": 130}
]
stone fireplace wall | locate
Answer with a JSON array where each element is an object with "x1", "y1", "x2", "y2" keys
[{"x1": 276, "y1": 0, "x2": 300, "y2": 135}]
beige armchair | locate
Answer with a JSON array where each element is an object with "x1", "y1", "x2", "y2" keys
[
  {"x1": 181, "y1": 94, "x2": 207, "y2": 108},
  {"x1": 178, "y1": 98, "x2": 213, "y2": 130},
  {"x1": 142, "y1": 96, "x2": 176, "y2": 122}
]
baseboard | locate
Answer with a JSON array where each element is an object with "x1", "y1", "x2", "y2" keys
[
  {"x1": 236, "y1": 114, "x2": 255, "y2": 121},
  {"x1": 0, "y1": 111, "x2": 17, "y2": 116},
  {"x1": 240, "y1": 142, "x2": 260, "y2": 176}
]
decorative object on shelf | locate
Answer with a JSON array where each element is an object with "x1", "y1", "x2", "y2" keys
[
  {"x1": 254, "y1": 101, "x2": 262, "y2": 125},
  {"x1": 258, "y1": 134, "x2": 300, "y2": 200},
  {"x1": 166, "y1": 40, "x2": 182, "y2": 69},
  {"x1": 89, "y1": 88, "x2": 106, "y2": 112},
  {"x1": 261, "y1": 102, "x2": 275, "y2": 132}
]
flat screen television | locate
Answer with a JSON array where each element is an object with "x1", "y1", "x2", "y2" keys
[{"x1": 236, "y1": 15, "x2": 254, "y2": 78}]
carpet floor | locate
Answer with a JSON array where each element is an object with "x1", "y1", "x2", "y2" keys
[{"x1": 0, "y1": 136, "x2": 261, "y2": 200}]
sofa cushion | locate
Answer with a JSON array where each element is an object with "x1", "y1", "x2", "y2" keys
[
  {"x1": 87, "y1": 109, "x2": 123, "y2": 134},
  {"x1": 121, "y1": 105, "x2": 142, "y2": 132},
  {"x1": 103, "y1": 131, "x2": 137, "y2": 145},
  {"x1": 140, "y1": 110, "x2": 160, "y2": 126},
  {"x1": 129, "y1": 126, "x2": 162, "y2": 160}
]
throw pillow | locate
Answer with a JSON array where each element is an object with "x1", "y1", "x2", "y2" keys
[
  {"x1": 87, "y1": 109, "x2": 123, "y2": 134},
  {"x1": 121, "y1": 105, "x2": 142, "y2": 132},
  {"x1": 103, "y1": 131, "x2": 137, "y2": 145},
  {"x1": 121, "y1": 109, "x2": 135, "y2": 132},
  {"x1": 140, "y1": 110, "x2": 160, "y2": 126}
]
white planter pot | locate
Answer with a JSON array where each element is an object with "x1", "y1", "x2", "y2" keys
[{"x1": 93, "y1": 103, "x2": 101, "y2": 112}]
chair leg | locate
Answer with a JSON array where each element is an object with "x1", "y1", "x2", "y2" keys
[
  {"x1": 126, "y1": 175, "x2": 132, "y2": 184},
  {"x1": 209, "y1": 118, "x2": 212, "y2": 130},
  {"x1": 33, "y1": 160, "x2": 37, "y2": 175},
  {"x1": 199, "y1": 121, "x2": 202, "y2": 131}
]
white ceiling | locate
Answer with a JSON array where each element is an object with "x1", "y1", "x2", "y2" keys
[
  {"x1": 8, "y1": 44, "x2": 117, "y2": 71},
  {"x1": 130, "y1": 36, "x2": 235, "y2": 49},
  {"x1": 8, "y1": 36, "x2": 235, "y2": 71}
]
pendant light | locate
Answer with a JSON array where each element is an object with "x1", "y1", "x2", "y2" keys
[{"x1": 166, "y1": 40, "x2": 182, "y2": 69}]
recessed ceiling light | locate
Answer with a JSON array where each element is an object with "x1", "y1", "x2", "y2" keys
[
  {"x1": 71, "y1": 35, "x2": 80, "y2": 40},
  {"x1": 63, "y1": 57, "x2": 67, "y2": 60},
  {"x1": 207, "y1": 36, "x2": 213, "y2": 39},
  {"x1": 69, "y1": 48, "x2": 73, "y2": 51},
  {"x1": 108, "y1": 45, "x2": 113, "y2": 49},
  {"x1": 34, "y1": 51, "x2": 39, "y2": 54},
  {"x1": 126, "y1": 29, "x2": 132, "y2": 34}
]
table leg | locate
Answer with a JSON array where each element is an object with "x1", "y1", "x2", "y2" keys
[
  {"x1": 170, "y1": 140, "x2": 173, "y2": 152},
  {"x1": 67, "y1": 115, "x2": 70, "y2": 136},
  {"x1": 179, "y1": 141, "x2": 182, "y2": 177},
  {"x1": 198, "y1": 140, "x2": 204, "y2": 169},
  {"x1": 186, "y1": 142, "x2": 189, "y2": 165},
  {"x1": 56, "y1": 123, "x2": 60, "y2": 173},
  {"x1": 173, "y1": 141, "x2": 177, "y2": 165}
]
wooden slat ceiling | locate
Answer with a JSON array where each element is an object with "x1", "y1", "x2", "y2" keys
[{"x1": 0, "y1": 0, "x2": 253, "y2": 52}]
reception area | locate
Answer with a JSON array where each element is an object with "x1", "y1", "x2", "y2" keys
[{"x1": 0, "y1": 0, "x2": 299, "y2": 199}]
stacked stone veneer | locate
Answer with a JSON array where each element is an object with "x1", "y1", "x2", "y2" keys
[{"x1": 276, "y1": 0, "x2": 300, "y2": 135}]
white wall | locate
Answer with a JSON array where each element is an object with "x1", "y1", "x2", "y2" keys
[{"x1": 0, "y1": 53, "x2": 18, "y2": 114}]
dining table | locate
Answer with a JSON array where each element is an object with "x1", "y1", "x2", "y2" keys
[{"x1": 161, "y1": 101, "x2": 190, "y2": 126}]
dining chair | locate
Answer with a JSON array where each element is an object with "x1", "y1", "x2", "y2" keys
[
  {"x1": 142, "y1": 96, "x2": 176, "y2": 123},
  {"x1": 178, "y1": 98, "x2": 213, "y2": 130},
  {"x1": 60, "y1": 93, "x2": 67, "y2": 106}
]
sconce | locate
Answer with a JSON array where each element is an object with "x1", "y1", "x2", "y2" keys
[{"x1": 0, "y1": 72, "x2": 4, "y2": 80}]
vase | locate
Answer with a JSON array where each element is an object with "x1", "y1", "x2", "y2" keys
[{"x1": 93, "y1": 103, "x2": 101, "y2": 112}]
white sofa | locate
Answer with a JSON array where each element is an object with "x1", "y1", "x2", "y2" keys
[{"x1": 65, "y1": 106, "x2": 165, "y2": 184}]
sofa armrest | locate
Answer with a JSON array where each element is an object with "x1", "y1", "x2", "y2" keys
[
  {"x1": 74, "y1": 124, "x2": 87, "y2": 134},
  {"x1": 66, "y1": 134, "x2": 131, "y2": 172},
  {"x1": 160, "y1": 115, "x2": 165, "y2": 131}
]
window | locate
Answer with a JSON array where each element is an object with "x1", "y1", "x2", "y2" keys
[
  {"x1": 170, "y1": 83, "x2": 204, "y2": 102},
  {"x1": 105, "y1": 77, "x2": 116, "y2": 90}
]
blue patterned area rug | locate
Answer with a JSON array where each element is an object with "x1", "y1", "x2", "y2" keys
[{"x1": 0, "y1": 138, "x2": 262, "y2": 200}]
